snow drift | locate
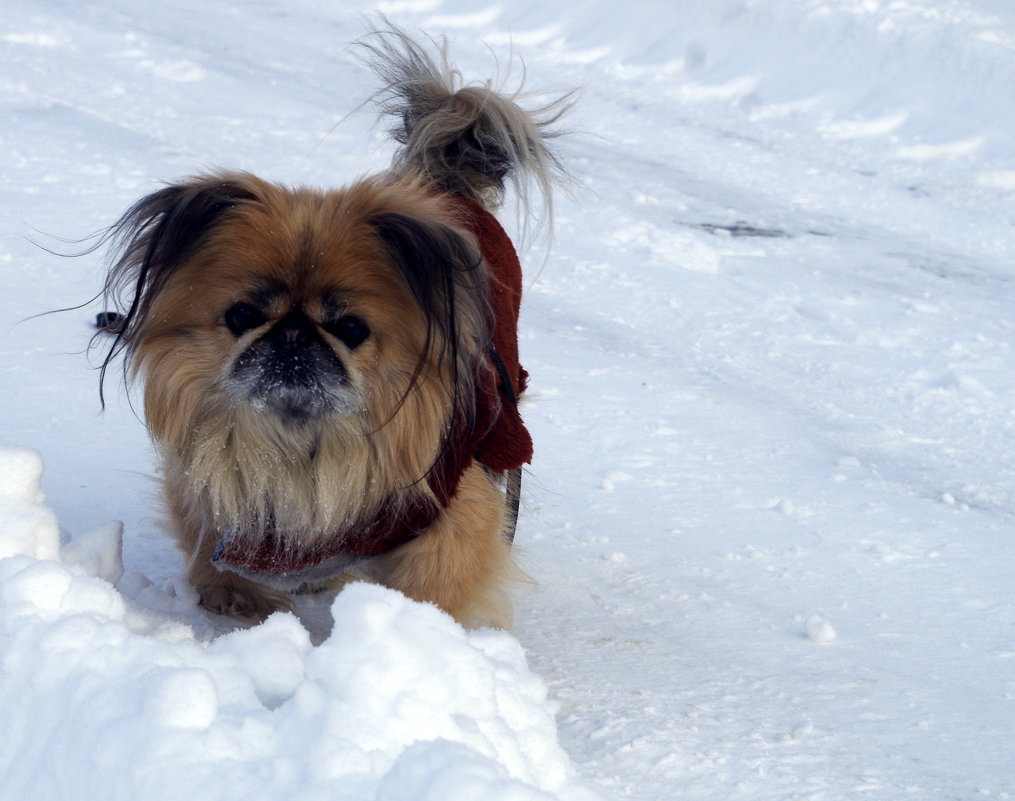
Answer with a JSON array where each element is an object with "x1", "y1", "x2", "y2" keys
[{"x1": 0, "y1": 448, "x2": 596, "y2": 801}]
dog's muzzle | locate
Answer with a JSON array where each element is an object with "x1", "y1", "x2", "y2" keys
[{"x1": 228, "y1": 310, "x2": 353, "y2": 422}]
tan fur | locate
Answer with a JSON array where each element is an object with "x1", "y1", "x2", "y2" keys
[
  {"x1": 373, "y1": 461, "x2": 517, "y2": 629},
  {"x1": 126, "y1": 173, "x2": 517, "y2": 627},
  {"x1": 138, "y1": 177, "x2": 457, "y2": 550},
  {"x1": 99, "y1": 29, "x2": 567, "y2": 630}
]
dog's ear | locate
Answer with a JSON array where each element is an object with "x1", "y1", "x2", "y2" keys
[
  {"x1": 370, "y1": 209, "x2": 492, "y2": 495},
  {"x1": 98, "y1": 176, "x2": 258, "y2": 402},
  {"x1": 371, "y1": 210, "x2": 489, "y2": 371},
  {"x1": 370, "y1": 209, "x2": 491, "y2": 436}
]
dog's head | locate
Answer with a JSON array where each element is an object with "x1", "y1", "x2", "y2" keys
[{"x1": 100, "y1": 172, "x2": 490, "y2": 534}]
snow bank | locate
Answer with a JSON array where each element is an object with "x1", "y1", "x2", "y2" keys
[
  {"x1": 0, "y1": 448, "x2": 596, "y2": 801},
  {"x1": 0, "y1": 448, "x2": 60, "y2": 562}
]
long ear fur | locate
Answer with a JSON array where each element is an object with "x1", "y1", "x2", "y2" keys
[
  {"x1": 98, "y1": 176, "x2": 258, "y2": 404},
  {"x1": 371, "y1": 209, "x2": 490, "y2": 417},
  {"x1": 370, "y1": 209, "x2": 491, "y2": 497}
]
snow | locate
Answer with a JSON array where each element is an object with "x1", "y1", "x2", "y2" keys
[
  {"x1": 804, "y1": 615, "x2": 838, "y2": 645},
  {"x1": 3, "y1": 1, "x2": 1015, "y2": 799},
  {"x1": 0, "y1": 449, "x2": 590, "y2": 801}
]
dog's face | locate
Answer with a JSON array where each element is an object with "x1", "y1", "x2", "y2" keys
[
  {"x1": 135, "y1": 178, "x2": 419, "y2": 431},
  {"x1": 102, "y1": 172, "x2": 489, "y2": 538}
]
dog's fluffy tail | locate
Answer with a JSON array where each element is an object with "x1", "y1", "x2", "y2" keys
[{"x1": 360, "y1": 25, "x2": 572, "y2": 220}]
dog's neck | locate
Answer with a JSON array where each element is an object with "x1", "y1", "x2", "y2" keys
[{"x1": 211, "y1": 489, "x2": 444, "y2": 582}]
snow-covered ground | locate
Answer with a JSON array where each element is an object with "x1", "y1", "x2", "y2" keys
[{"x1": 3, "y1": 1, "x2": 1015, "y2": 798}]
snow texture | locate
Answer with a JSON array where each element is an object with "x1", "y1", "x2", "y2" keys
[
  {"x1": 3, "y1": 1, "x2": 1015, "y2": 799},
  {"x1": 0, "y1": 450, "x2": 590, "y2": 801}
]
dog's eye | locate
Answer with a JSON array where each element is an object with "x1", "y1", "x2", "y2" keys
[
  {"x1": 324, "y1": 315, "x2": 370, "y2": 349},
  {"x1": 224, "y1": 302, "x2": 267, "y2": 336}
]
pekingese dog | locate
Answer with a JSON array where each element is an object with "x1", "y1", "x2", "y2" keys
[{"x1": 96, "y1": 28, "x2": 568, "y2": 628}]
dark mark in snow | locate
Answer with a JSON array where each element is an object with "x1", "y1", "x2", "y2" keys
[{"x1": 696, "y1": 222, "x2": 790, "y2": 239}]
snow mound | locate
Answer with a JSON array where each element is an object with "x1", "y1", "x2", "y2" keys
[
  {"x1": 0, "y1": 447, "x2": 59, "y2": 562},
  {"x1": 0, "y1": 448, "x2": 597, "y2": 801}
]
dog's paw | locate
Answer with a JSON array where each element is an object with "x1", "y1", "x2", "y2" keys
[{"x1": 196, "y1": 583, "x2": 292, "y2": 623}]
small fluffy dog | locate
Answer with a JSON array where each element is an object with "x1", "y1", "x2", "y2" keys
[{"x1": 98, "y1": 29, "x2": 568, "y2": 628}]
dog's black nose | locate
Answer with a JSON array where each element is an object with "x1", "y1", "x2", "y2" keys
[{"x1": 268, "y1": 311, "x2": 317, "y2": 348}]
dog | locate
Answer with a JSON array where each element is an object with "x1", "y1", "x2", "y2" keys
[{"x1": 95, "y1": 28, "x2": 568, "y2": 629}]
